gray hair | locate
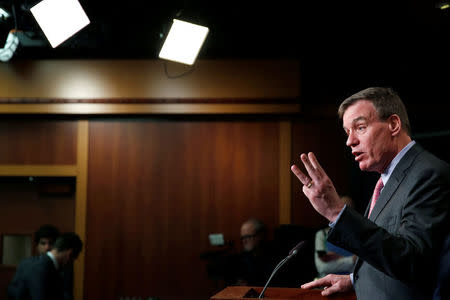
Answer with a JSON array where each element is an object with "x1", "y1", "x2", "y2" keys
[
  {"x1": 244, "y1": 218, "x2": 266, "y2": 235},
  {"x1": 338, "y1": 87, "x2": 411, "y2": 135}
]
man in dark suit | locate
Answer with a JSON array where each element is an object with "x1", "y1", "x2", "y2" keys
[
  {"x1": 7, "y1": 224, "x2": 60, "y2": 299},
  {"x1": 291, "y1": 87, "x2": 450, "y2": 300},
  {"x1": 8, "y1": 232, "x2": 82, "y2": 300}
]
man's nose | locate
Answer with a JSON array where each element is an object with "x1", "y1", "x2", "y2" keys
[{"x1": 346, "y1": 132, "x2": 358, "y2": 147}]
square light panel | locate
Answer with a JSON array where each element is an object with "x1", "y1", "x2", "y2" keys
[
  {"x1": 0, "y1": 8, "x2": 10, "y2": 19},
  {"x1": 159, "y1": 19, "x2": 209, "y2": 65},
  {"x1": 30, "y1": 0, "x2": 90, "y2": 48}
]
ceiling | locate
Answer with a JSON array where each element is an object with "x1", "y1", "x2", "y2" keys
[
  {"x1": 1, "y1": 0, "x2": 447, "y2": 60},
  {"x1": 1, "y1": 0, "x2": 450, "y2": 115}
]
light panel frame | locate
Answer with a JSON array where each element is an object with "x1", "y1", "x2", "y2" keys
[
  {"x1": 159, "y1": 19, "x2": 209, "y2": 65},
  {"x1": 30, "y1": 0, "x2": 90, "y2": 48}
]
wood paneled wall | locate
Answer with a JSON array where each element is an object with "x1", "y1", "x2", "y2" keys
[
  {"x1": 0, "y1": 119, "x2": 78, "y2": 298},
  {"x1": 0, "y1": 178, "x2": 75, "y2": 235},
  {"x1": 0, "y1": 120, "x2": 77, "y2": 164},
  {"x1": 0, "y1": 119, "x2": 77, "y2": 234},
  {"x1": 0, "y1": 59, "x2": 354, "y2": 300},
  {"x1": 0, "y1": 60, "x2": 300, "y2": 99},
  {"x1": 0, "y1": 115, "x2": 349, "y2": 300},
  {"x1": 85, "y1": 120, "x2": 281, "y2": 300},
  {"x1": 0, "y1": 118, "x2": 81, "y2": 298}
]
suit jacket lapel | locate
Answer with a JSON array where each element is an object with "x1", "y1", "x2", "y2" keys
[
  {"x1": 369, "y1": 143, "x2": 422, "y2": 222},
  {"x1": 363, "y1": 200, "x2": 370, "y2": 218},
  {"x1": 368, "y1": 174, "x2": 402, "y2": 221}
]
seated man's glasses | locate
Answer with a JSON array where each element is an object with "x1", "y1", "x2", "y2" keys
[{"x1": 240, "y1": 234, "x2": 257, "y2": 241}]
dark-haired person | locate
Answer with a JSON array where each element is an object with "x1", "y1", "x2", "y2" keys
[
  {"x1": 8, "y1": 224, "x2": 60, "y2": 299},
  {"x1": 34, "y1": 224, "x2": 60, "y2": 255},
  {"x1": 291, "y1": 87, "x2": 450, "y2": 300},
  {"x1": 8, "y1": 232, "x2": 82, "y2": 300}
]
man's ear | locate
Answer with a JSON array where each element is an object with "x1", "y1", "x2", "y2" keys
[
  {"x1": 66, "y1": 249, "x2": 73, "y2": 261},
  {"x1": 388, "y1": 114, "x2": 402, "y2": 136}
]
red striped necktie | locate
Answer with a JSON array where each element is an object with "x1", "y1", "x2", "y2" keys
[{"x1": 368, "y1": 177, "x2": 384, "y2": 217}]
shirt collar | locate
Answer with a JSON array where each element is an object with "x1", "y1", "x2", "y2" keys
[
  {"x1": 381, "y1": 140, "x2": 416, "y2": 185},
  {"x1": 46, "y1": 251, "x2": 59, "y2": 270}
]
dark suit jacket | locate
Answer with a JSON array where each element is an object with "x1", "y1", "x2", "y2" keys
[
  {"x1": 7, "y1": 256, "x2": 38, "y2": 299},
  {"x1": 8, "y1": 255, "x2": 64, "y2": 300},
  {"x1": 62, "y1": 264, "x2": 74, "y2": 300},
  {"x1": 433, "y1": 234, "x2": 450, "y2": 300},
  {"x1": 328, "y1": 143, "x2": 450, "y2": 300}
]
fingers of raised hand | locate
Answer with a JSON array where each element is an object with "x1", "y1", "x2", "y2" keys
[
  {"x1": 300, "y1": 153, "x2": 314, "y2": 172},
  {"x1": 308, "y1": 152, "x2": 324, "y2": 173},
  {"x1": 290, "y1": 165, "x2": 311, "y2": 186},
  {"x1": 300, "y1": 153, "x2": 322, "y2": 181}
]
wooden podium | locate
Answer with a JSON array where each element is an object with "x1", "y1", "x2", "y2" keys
[{"x1": 211, "y1": 286, "x2": 356, "y2": 300}]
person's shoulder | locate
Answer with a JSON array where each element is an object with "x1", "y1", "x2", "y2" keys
[
  {"x1": 23, "y1": 255, "x2": 56, "y2": 282},
  {"x1": 17, "y1": 256, "x2": 33, "y2": 266},
  {"x1": 29, "y1": 254, "x2": 53, "y2": 270},
  {"x1": 315, "y1": 227, "x2": 329, "y2": 237},
  {"x1": 318, "y1": 227, "x2": 329, "y2": 234},
  {"x1": 16, "y1": 255, "x2": 40, "y2": 270},
  {"x1": 17, "y1": 256, "x2": 47, "y2": 282},
  {"x1": 407, "y1": 143, "x2": 450, "y2": 175},
  {"x1": 412, "y1": 143, "x2": 448, "y2": 165}
]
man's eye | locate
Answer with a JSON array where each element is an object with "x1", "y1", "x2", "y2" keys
[{"x1": 357, "y1": 126, "x2": 366, "y2": 132}]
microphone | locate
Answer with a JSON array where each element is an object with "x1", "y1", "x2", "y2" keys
[
  {"x1": 258, "y1": 241, "x2": 306, "y2": 299},
  {"x1": 288, "y1": 240, "x2": 306, "y2": 256}
]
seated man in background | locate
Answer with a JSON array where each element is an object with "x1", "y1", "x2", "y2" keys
[
  {"x1": 8, "y1": 232, "x2": 82, "y2": 300},
  {"x1": 225, "y1": 218, "x2": 278, "y2": 286},
  {"x1": 314, "y1": 196, "x2": 356, "y2": 278}
]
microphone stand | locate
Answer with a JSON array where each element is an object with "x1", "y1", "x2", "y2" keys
[
  {"x1": 258, "y1": 240, "x2": 306, "y2": 298},
  {"x1": 258, "y1": 250, "x2": 298, "y2": 298}
]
